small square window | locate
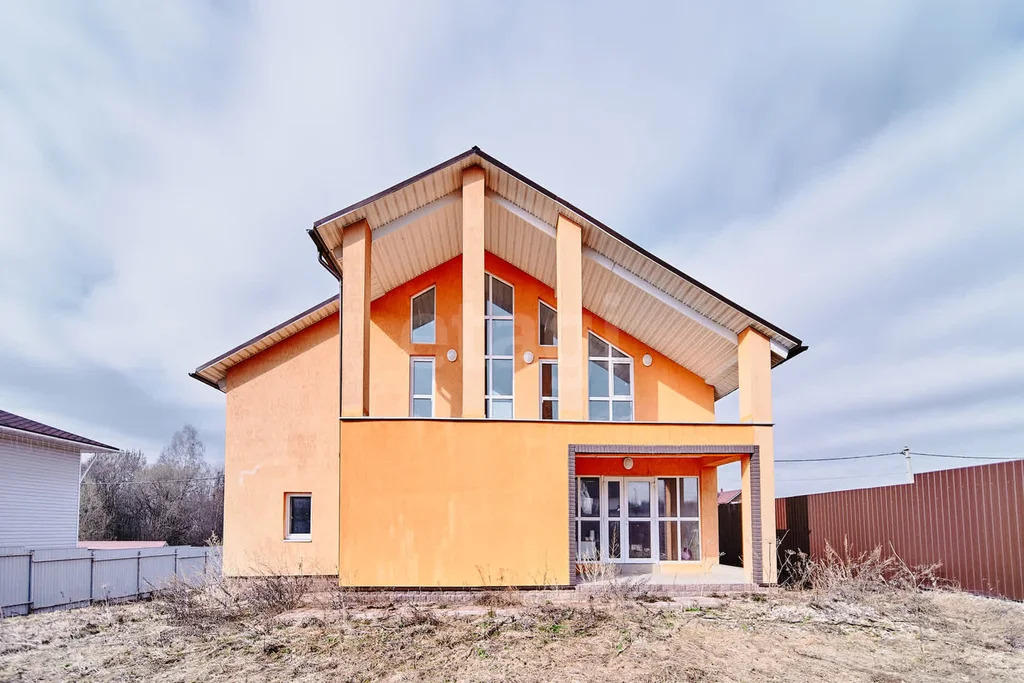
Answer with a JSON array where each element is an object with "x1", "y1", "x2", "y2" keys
[{"x1": 286, "y1": 494, "x2": 312, "y2": 541}]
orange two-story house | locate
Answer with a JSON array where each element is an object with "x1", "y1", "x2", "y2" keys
[{"x1": 191, "y1": 148, "x2": 805, "y2": 588}]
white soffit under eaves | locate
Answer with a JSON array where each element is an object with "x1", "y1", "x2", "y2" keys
[
  {"x1": 317, "y1": 153, "x2": 797, "y2": 355},
  {"x1": 582, "y1": 259, "x2": 737, "y2": 391},
  {"x1": 197, "y1": 297, "x2": 339, "y2": 386},
  {"x1": 484, "y1": 199, "x2": 557, "y2": 289},
  {"x1": 370, "y1": 201, "x2": 461, "y2": 299}
]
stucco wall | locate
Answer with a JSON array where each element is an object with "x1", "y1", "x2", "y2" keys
[
  {"x1": 366, "y1": 252, "x2": 715, "y2": 422},
  {"x1": 338, "y1": 419, "x2": 759, "y2": 587},
  {"x1": 223, "y1": 314, "x2": 340, "y2": 576}
]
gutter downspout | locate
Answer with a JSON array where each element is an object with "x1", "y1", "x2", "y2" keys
[{"x1": 307, "y1": 228, "x2": 341, "y2": 280}]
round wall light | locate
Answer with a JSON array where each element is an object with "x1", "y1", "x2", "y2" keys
[
  {"x1": 642, "y1": 354, "x2": 653, "y2": 367},
  {"x1": 623, "y1": 457, "x2": 634, "y2": 470},
  {"x1": 446, "y1": 349, "x2": 458, "y2": 362},
  {"x1": 523, "y1": 351, "x2": 535, "y2": 364}
]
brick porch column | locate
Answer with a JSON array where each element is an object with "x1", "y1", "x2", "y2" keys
[{"x1": 738, "y1": 327, "x2": 776, "y2": 584}]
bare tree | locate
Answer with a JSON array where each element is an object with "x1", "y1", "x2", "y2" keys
[{"x1": 79, "y1": 426, "x2": 224, "y2": 545}]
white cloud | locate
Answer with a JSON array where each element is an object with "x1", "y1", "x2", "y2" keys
[{"x1": 1, "y1": 0, "x2": 1023, "y2": 481}]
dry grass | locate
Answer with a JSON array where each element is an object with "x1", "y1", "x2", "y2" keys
[
  {"x1": 780, "y1": 540, "x2": 950, "y2": 600},
  {"x1": 2, "y1": 580, "x2": 1021, "y2": 682}
]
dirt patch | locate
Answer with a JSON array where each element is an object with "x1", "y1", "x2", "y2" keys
[{"x1": 1, "y1": 590, "x2": 1022, "y2": 681}]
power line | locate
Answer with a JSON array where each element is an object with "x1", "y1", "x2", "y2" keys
[
  {"x1": 85, "y1": 475, "x2": 224, "y2": 485},
  {"x1": 776, "y1": 452, "x2": 899, "y2": 463},
  {"x1": 779, "y1": 470, "x2": 907, "y2": 483},
  {"x1": 910, "y1": 451, "x2": 1020, "y2": 461}
]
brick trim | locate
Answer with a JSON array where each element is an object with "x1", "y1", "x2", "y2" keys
[{"x1": 568, "y1": 444, "x2": 763, "y2": 585}]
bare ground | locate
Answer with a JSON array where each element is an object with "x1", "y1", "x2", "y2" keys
[{"x1": 1, "y1": 589, "x2": 1022, "y2": 682}]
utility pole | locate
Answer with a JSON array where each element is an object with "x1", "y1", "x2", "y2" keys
[{"x1": 903, "y1": 446, "x2": 913, "y2": 484}]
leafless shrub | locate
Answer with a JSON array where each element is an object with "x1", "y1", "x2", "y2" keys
[
  {"x1": 575, "y1": 560, "x2": 619, "y2": 584},
  {"x1": 474, "y1": 588, "x2": 522, "y2": 607},
  {"x1": 241, "y1": 572, "x2": 313, "y2": 616},
  {"x1": 575, "y1": 560, "x2": 657, "y2": 603},
  {"x1": 156, "y1": 562, "x2": 315, "y2": 627},
  {"x1": 155, "y1": 574, "x2": 246, "y2": 626},
  {"x1": 787, "y1": 539, "x2": 948, "y2": 599}
]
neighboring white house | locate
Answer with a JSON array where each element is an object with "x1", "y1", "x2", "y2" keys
[{"x1": 0, "y1": 409, "x2": 117, "y2": 548}]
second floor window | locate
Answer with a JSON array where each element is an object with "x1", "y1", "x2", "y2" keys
[
  {"x1": 538, "y1": 301, "x2": 557, "y2": 346},
  {"x1": 410, "y1": 356, "x2": 435, "y2": 417},
  {"x1": 588, "y1": 332, "x2": 633, "y2": 421},
  {"x1": 540, "y1": 360, "x2": 558, "y2": 419},
  {"x1": 485, "y1": 273, "x2": 514, "y2": 418},
  {"x1": 411, "y1": 286, "x2": 436, "y2": 344}
]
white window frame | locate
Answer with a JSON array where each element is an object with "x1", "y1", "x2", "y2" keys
[
  {"x1": 285, "y1": 493, "x2": 312, "y2": 542},
  {"x1": 587, "y1": 331, "x2": 634, "y2": 421},
  {"x1": 575, "y1": 476, "x2": 602, "y2": 562},
  {"x1": 485, "y1": 272, "x2": 515, "y2": 419},
  {"x1": 539, "y1": 359, "x2": 558, "y2": 420},
  {"x1": 410, "y1": 285, "x2": 436, "y2": 344},
  {"x1": 409, "y1": 356, "x2": 435, "y2": 418},
  {"x1": 656, "y1": 476, "x2": 702, "y2": 563},
  {"x1": 573, "y1": 476, "x2": 701, "y2": 564},
  {"x1": 538, "y1": 300, "x2": 558, "y2": 347}
]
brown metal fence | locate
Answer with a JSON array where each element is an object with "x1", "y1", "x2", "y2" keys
[{"x1": 776, "y1": 459, "x2": 1024, "y2": 600}]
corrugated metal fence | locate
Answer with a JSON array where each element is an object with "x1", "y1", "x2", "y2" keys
[
  {"x1": 0, "y1": 545, "x2": 221, "y2": 616},
  {"x1": 776, "y1": 460, "x2": 1024, "y2": 600}
]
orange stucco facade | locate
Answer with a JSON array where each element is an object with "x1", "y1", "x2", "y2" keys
[
  {"x1": 220, "y1": 248, "x2": 778, "y2": 585},
  {"x1": 365, "y1": 252, "x2": 715, "y2": 422},
  {"x1": 223, "y1": 314, "x2": 340, "y2": 576},
  {"x1": 215, "y1": 163, "x2": 787, "y2": 588}
]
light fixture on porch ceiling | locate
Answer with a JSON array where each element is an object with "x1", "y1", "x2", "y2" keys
[{"x1": 623, "y1": 457, "x2": 634, "y2": 470}]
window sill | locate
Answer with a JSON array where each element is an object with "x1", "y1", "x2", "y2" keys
[{"x1": 284, "y1": 537, "x2": 312, "y2": 543}]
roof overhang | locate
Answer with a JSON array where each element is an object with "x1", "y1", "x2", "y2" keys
[
  {"x1": 191, "y1": 295, "x2": 339, "y2": 391},
  {"x1": 0, "y1": 424, "x2": 118, "y2": 453},
  {"x1": 307, "y1": 147, "x2": 805, "y2": 399}
]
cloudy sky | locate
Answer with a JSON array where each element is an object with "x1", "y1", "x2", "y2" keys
[{"x1": 2, "y1": 2, "x2": 1022, "y2": 495}]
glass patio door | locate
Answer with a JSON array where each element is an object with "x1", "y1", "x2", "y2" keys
[{"x1": 625, "y1": 479, "x2": 653, "y2": 560}]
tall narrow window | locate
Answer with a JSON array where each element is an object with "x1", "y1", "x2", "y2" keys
[
  {"x1": 484, "y1": 273, "x2": 514, "y2": 418},
  {"x1": 657, "y1": 476, "x2": 700, "y2": 561},
  {"x1": 411, "y1": 286, "x2": 436, "y2": 344},
  {"x1": 410, "y1": 357, "x2": 435, "y2": 417},
  {"x1": 538, "y1": 301, "x2": 557, "y2": 346},
  {"x1": 587, "y1": 333, "x2": 633, "y2": 421},
  {"x1": 285, "y1": 493, "x2": 311, "y2": 541},
  {"x1": 540, "y1": 360, "x2": 558, "y2": 420},
  {"x1": 576, "y1": 477, "x2": 601, "y2": 561}
]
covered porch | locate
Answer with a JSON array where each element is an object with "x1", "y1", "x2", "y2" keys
[{"x1": 571, "y1": 445, "x2": 765, "y2": 586}]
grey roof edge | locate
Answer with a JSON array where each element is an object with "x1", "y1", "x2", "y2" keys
[
  {"x1": 308, "y1": 146, "x2": 806, "y2": 355},
  {"x1": 0, "y1": 411, "x2": 118, "y2": 452}
]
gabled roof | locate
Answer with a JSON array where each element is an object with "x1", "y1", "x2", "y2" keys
[
  {"x1": 307, "y1": 146, "x2": 805, "y2": 399},
  {"x1": 0, "y1": 409, "x2": 118, "y2": 452},
  {"x1": 191, "y1": 295, "x2": 339, "y2": 391},
  {"x1": 718, "y1": 489, "x2": 742, "y2": 505}
]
